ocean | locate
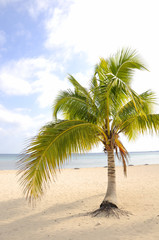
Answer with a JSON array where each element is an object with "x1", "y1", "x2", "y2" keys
[{"x1": 0, "y1": 151, "x2": 159, "y2": 170}]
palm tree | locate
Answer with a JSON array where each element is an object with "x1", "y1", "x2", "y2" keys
[{"x1": 18, "y1": 48, "x2": 159, "y2": 216}]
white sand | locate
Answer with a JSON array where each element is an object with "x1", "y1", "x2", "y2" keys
[{"x1": 0, "y1": 165, "x2": 159, "y2": 240}]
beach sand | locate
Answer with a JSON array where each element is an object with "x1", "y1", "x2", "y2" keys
[{"x1": 0, "y1": 165, "x2": 159, "y2": 240}]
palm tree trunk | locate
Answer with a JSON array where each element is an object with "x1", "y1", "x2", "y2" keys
[{"x1": 101, "y1": 149, "x2": 117, "y2": 208}]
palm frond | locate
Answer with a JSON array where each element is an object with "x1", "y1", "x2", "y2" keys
[
  {"x1": 118, "y1": 114, "x2": 159, "y2": 140},
  {"x1": 53, "y1": 89, "x2": 98, "y2": 123},
  {"x1": 112, "y1": 90, "x2": 156, "y2": 131},
  {"x1": 17, "y1": 120, "x2": 102, "y2": 202},
  {"x1": 95, "y1": 73, "x2": 146, "y2": 120},
  {"x1": 114, "y1": 136, "x2": 129, "y2": 176},
  {"x1": 94, "y1": 58, "x2": 110, "y2": 82},
  {"x1": 89, "y1": 75, "x2": 99, "y2": 102},
  {"x1": 110, "y1": 48, "x2": 148, "y2": 84},
  {"x1": 68, "y1": 75, "x2": 90, "y2": 98}
]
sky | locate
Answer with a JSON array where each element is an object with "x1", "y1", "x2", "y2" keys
[{"x1": 0, "y1": 0, "x2": 159, "y2": 153}]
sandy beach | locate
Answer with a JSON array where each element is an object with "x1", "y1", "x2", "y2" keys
[{"x1": 0, "y1": 165, "x2": 159, "y2": 240}]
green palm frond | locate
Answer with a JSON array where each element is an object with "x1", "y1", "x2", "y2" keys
[
  {"x1": 90, "y1": 75, "x2": 98, "y2": 91},
  {"x1": 112, "y1": 90, "x2": 155, "y2": 127},
  {"x1": 112, "y1": 90, "x2": 156, "y2": 131},
  {"x1": 68, "y1": 75, "x2": 90, "y2": 98},
  {"x1": 94, "y1": 58, "x2": 110, "y2": 82},
  {"x1": 95, "y1": 73, "x2": 146, "y2": 119},
  {"x1": 90, "y1": 48, "x2": 148, "y2": 122},
  {"x1": 109, "y1": 48, "x2": 148, "y2": 84},
  {"x1": 53, "y1": 89, "x2": 98, "y2": 123},
  {"x1": 90, "y1": 75, "x2": 100, "y2": 103},
  {"x1": 118, "y1": 114, "x2": 159, "y2": 140},
  {"x1": 18, "y1": 120, "x2": 102, "y2": 202},
  {"x1": 95, "y1": 48, "x2": 147, "y2": 85}
]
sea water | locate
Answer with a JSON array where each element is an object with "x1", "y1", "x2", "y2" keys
[{"x1": 0, "y1": 151, "x2": 159, "y2": 170}]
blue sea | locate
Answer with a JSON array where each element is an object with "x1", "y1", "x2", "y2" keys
[{"x1": 0, "y1": 151, "x2": 159, "y2": 170}]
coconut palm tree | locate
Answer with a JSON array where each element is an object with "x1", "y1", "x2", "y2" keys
[{"x1": 18, "y1": 48, "x2": 159, "y2": 216}]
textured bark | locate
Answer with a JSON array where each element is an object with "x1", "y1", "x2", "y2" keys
[{"x1": 102, "y1": 149, "x2": 117, "y2": 206}]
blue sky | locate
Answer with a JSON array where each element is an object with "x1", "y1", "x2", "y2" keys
[{"x1": 0, "y1": 0, "x2": 159, "y2": 153}]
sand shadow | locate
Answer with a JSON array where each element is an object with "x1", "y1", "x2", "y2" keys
[{"x1": 0, "y1": 194, "x2": 103, "y2": 239}]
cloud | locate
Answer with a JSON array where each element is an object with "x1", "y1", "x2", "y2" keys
[
  {"x1": 0, "y1": 58, "x2": 36, "y2": 95},
  {"x1": 0, "y1": 104, "x2": 52, "y2": 153},
  {"x1": 33, "y1": 72, "x2": 69, "y2": 108},
  {"x1": 0, "y1": 56, "x2": 70, "y2": 108},
  {"x1": 44, "y1": 0, "x2": 159, "y2": 65},
  {"x1": 0, "y1": 73, "x2": 32, "y2": 95},
  {"x1": 71, "y1": 70, "x2": 94, "y2": 89},
  {"x1": 26, "y1": 0, "x2": 73, "y2": 18},
  {"x1": 0, "y1": 104, "x2": 51, "y2": 134},
  {"x1": 0, "y1": 57, "x2": 57, "y2": 95},
  {"x1": 45, "y1": 0, "x2": 121, "y2": 62},
  {"x1": 0, "y1": 104, "x2": 33, "y2": 130}
]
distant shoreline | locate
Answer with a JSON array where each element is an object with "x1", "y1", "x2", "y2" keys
[
  {"x1": 0, "y1": 150, "x2": 159, "y2": 154},
  {"x1": 1, "y1": 151, "x2": 159, "y2": 170},
  {"x1": 0, "y1": 163, "x2": 159, "y2": 172}
]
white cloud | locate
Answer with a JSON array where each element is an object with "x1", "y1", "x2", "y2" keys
[
  {"x1": 0, "y1": 104, "x2": 52, "y2": 153},
  {"x1": 0, "y1": 104, "x2": 50, "y2": 134},
  {"x1": 0, "y1": 56, "x2": 70, "y2": 108},
  {"x1": 0, "y1": 73, "x2": 32, "y2": 95},
  {"x1": 33, "y1": 71, "x2": 69, "y2": 108},
  {"x1": 0, "y1": 57, "x2": 56, "y2": 94},
  {"x1": 0, "y1": 104, "x2": 33, "y2": 130},
  {"x1": 44, "y1": 0, "x2": 159, "y2": 64},
  {"x1": 0, "y1": 58, "x2": 36, "y2": 95},
  {"x1": 28, "y1": 0, "x2": 73, "y2": 17},
  {"x1": 121, "y1": 134, "x2": 159, "y2": 153},
  {"x1": 45, "y1": 0, "x2": 120, "y2": 61},
  {"x1": 25, "y1": 0, "x2": 70, "y2": 19},
  {"x1": 72, "y1": 70, "x2": 93, "y2": 89}
]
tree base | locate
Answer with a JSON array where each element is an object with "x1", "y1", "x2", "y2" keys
[{"x1": 91, "y1": 201, "x2": 130, "y2": 218}]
